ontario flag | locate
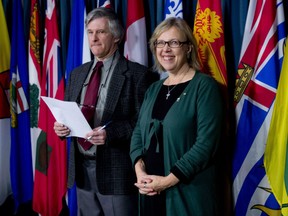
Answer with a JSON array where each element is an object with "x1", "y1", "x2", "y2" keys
[
  {"x1": 193, "y1": 0, "x2": 227, "y2": 88},
  {"x1": 164, "y1": 0, "x2": 183, "y2": 19},
  {"x1": 264, "y1": 37, "x2": 288, "y2": 215},
  {"x1": 29, "y1": 0, "x2": 42, "y2": 178},
  {"x1": 232, "y1": 0, "x2": 286, "y2": 215},
  {"x1": 9, "y1": 0, "x2": 34, "y2": 211},
  {"x1": 124, "y1": 0, "x2": 148, "y2": 66},
  {"x1": 97, "y1": 0, "x2": 112, "y2": 8},
  {"x1": 32, "y1": 0, "x2": 67, "y2": 216},
  {"x1": 65, "y1": 0, "x2": 91, "y2": 215}
]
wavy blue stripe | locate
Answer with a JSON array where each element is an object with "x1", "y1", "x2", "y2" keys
[
  {"x1": 232, "y1": 101, "x2": 267, "y2": 179},
  {"x1": 234, "y1": 156, "x2": 266, "y2": 216}
]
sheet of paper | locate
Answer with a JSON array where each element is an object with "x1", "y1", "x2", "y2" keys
[{"x1": 41, "y1": 96, "x2": 92, "y2": 138}]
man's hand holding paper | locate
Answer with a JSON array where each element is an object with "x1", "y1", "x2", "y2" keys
[{"x1": 41, "y1": 96, "x2": 92, "y2": 138}]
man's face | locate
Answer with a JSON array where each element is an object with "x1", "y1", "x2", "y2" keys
[{"x1": 86, "y1": 17, "x2": 118, "y2": 60}]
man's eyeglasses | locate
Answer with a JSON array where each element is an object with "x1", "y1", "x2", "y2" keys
[{"x1": 154, "y1": 40, "x2": 189, "y2": 48}]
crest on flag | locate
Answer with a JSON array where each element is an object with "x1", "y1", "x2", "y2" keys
[
  {"x1": 193, "y1": 1, "x2": 227, "y2": 87},
  {"x1": 0, "y1": 72, "x2": 10, "y2": 119},
  {"x1": 193, "y1": 7, "x2": 225, "y2": 78},
  {"x1": 10, "y1": 71, "x2": 29, "y2": 127},
  {"x1": 234, "y1": 63, "x2": 253, "y2": 103}
]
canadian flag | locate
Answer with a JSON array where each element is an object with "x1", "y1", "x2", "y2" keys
[{"x1": 124, "y1": 0, "x2": 148, "y2": 66}]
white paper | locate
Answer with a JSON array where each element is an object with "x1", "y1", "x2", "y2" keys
[{"x1": 41, "y1": 96, "x2": 92, "y2": 138}]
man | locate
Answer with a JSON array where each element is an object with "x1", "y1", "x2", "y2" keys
[{"x1": 54, "y1": 7, "x2": 156, "y2": 216}]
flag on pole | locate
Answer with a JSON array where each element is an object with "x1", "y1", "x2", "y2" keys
[
  {"x1": 192, "y1": 2, "x2": 230, "y2": 215},
  {"x1": 10, "y1": 0, "x2": 33, "y2": 210},
  {"x1": 232, "y1": 0, "x2": 286, "y2": 215},
  {"x1": 29, "y1": 0, "x2": 42, "y2": 178},
  {"x1": 66, "y1": 0, "x2": 91, "y2": 79},
  {"x1": 161, "y1": 0, "x2": 183, "y2": 80},
  {"x1": 124, "y1": 0, "x2": 148, "y2": 66},
  {"x1": 164, "y1": 0, "x2": 183, "y2": 19},
  {"x1": 264, "y1": 37, "x2": 288, "y2": 215},
  {"x1": 97, "y1": 0, "x2": 112, "y2": 8},
  {"x1": 193, "y1": 0, "x2": 227, "y2": 87},
  {"x1": 0, "y1": 0, "x2": 12, "y2": 206},
  {"x1": 33, "y1": 0, "x2": 67, "y2": 215},
  {"x1": 65, "y1": 0, "x2": 91, "y2": 215}
]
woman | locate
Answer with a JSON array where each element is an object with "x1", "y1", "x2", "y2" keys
[{"x1": 130, "y1": 17, "x2": 224, "y2": 216}]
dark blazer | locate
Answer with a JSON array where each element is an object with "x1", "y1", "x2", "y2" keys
[{"x1": 66, "y1": 54, "x2": 157, "y2": 195}]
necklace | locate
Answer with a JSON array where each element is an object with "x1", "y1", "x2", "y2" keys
[
  {"x1": 166, "y1": 85, "x2": 177, "y2": 100},
  {"x1": 165, "y1": 68, "x2": 189, "y2": 100}
]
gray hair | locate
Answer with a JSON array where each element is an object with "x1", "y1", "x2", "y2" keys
[
  {"x1": 85, "y1": 7, "x2": 124, "y2": 44},
  {"x1": 149, "y1": 17, "x2": 201, "y2": 72}
]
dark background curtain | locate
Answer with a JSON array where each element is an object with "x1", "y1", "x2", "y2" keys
[{"x1": 1, "y1": 0, "x2": 251, "y2": 74}]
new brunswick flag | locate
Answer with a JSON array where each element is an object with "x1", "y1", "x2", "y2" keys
[
  {"x1": 193, "y1": 0, "x2": 227, "y2": 87},
  {"x1": 33, "y1": 0, "x2": 67, "y2": 215},
  {"x1": 193, "y1": 2, "x2": 229, "y2": 215},
  {"x1": 264, "y1": 38, "x2": 288, "y2": 215}
]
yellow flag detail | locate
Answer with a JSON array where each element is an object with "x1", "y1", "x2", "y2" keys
[
  {"x1": 264, "y1": 39, "x2": 288, "y2": 215},
  {"x1": 0, "y1": 1, "x2": 10, "y2": 73}
]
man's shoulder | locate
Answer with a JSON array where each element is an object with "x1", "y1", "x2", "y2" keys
[
  {"x1": 68, "y1": 61, "x2": 93, "y2": 79},
  {"x1": 73, "y1": 61, "x2": 93, "y2": 71},
  {"x1": 118, "y1": 56, "x2": 147, "y2": 71}
]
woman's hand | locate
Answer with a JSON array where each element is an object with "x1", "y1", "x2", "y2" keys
[
  {"x1": 135, "y1": 173, "x2": 180, "y2": 196},
  {"x1": 54, "y1": 122, "x2": 70, "y2": 137},
  {"x1": 134, "y1": 159, "x2": 156, "y2": 195}
]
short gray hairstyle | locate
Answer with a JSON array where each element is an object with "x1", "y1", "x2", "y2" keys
[{"x1": 85, "y1": 7, "x2": 124, "y2": 44}]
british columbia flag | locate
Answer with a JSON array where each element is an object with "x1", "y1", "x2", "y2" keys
[{"x1": 232, "y1": 0, "x2": 286, "y2": 215}]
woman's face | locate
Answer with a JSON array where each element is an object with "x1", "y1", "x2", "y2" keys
[{"x1": 155, "y1": 27, "x2": 188, "y2": 73}]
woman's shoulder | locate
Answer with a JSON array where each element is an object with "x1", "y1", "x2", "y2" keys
[
  {"x1": 144, "y1": 78, "x2": 164, "y2": 94},
  {"x1": 194, "y1": 71, "x2": 218, "y2": 85}
]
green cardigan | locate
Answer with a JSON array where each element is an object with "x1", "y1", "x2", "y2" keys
[{"x1": 130, "y1": 71, "x2": 224, "y2": 216}]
